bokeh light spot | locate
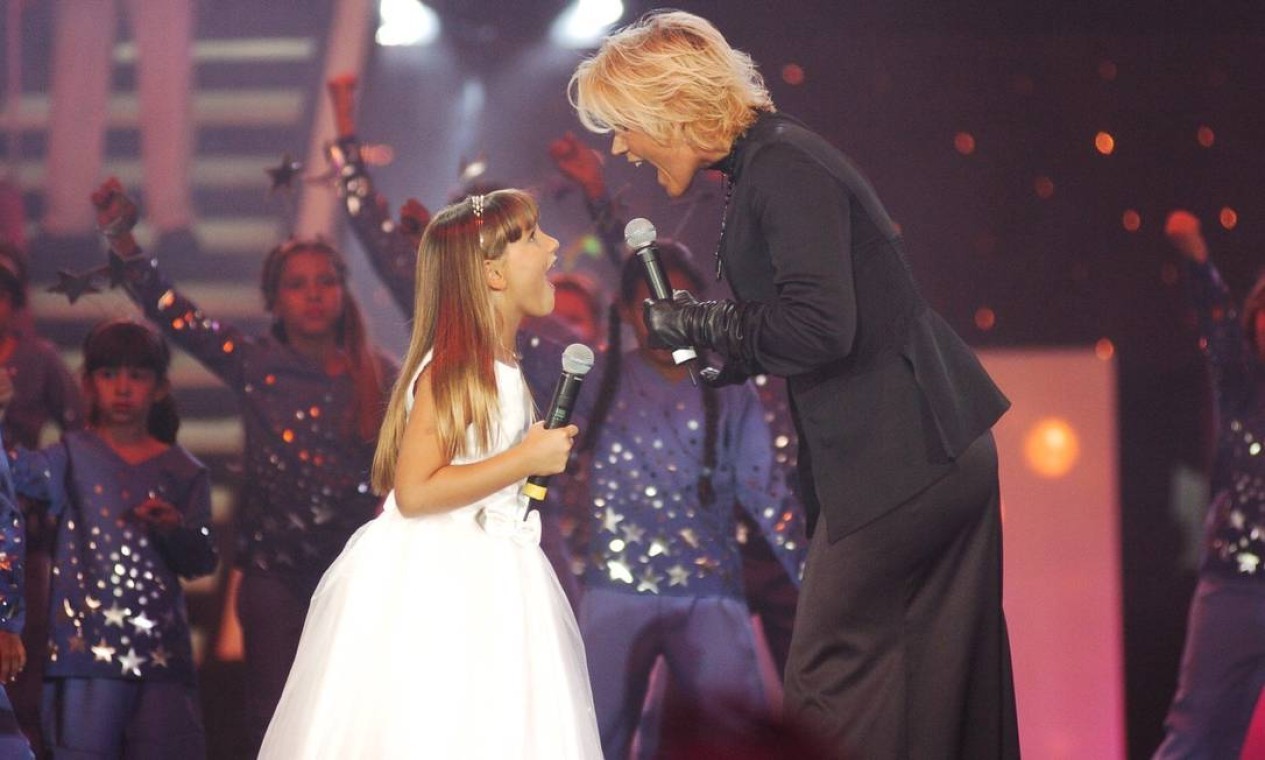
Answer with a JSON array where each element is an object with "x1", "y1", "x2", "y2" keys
[
  {"x1": 1024, "y1": 417, "x2": 1081, "y2": 478},
  {"x1": 974, "y1": 307, "x2": 996, "y2": 331},
  {"x1": 1095, "y1": 131, "x2": 1116, "y2": 155}
]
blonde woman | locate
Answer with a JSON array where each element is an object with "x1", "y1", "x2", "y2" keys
[
  {"x1": 259, "y1": 191, "x2": 601, "y2": 758},
  {"x1": 572, "y1": 11, "x2": 1017, "y2": 759}
]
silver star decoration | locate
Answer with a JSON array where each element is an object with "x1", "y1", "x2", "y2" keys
[
  {"x1": 118, "y1": 648, "x2": 146, "y2": 677},
  {"x1": 636, "y1": 568, "x2": 662, "y2": 594},
  {"x1": 648, "y1": 537, "x2": 670, "y2": 557},
  {"x1": 149, "y1": 645, "x2": 171, "y2": 668},
  {"x1": 91, "y1": 640, "x2": 116, "y2": 663},
  {"x1": 102, "y1": 604, "x2": 129, "y2": 627},
  {"x1": 1237, "y1": 552, "x2": 1261, "y2": 574},
  {"x1": 679, "y1": 528, "x2": 700, "y2": 548},
  {"x1": 606, "y1": 557, "x2": 633, "y2": 584},
  {"x1": 602, "y1": 507, "x2": 625, "y2": 534},
  {"x1": 620, "y1": 523, "x2": 646, "y2": 544},
  {"x1": 130, "y1": 612, "x2": 156, "y2": 636},
  {"x1": 667, "y1": 564, "x2": 691, "y2": 587}
]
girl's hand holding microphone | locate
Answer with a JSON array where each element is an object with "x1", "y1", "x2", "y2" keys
[{"x1": 521, "y1": 421, "x2": 579, "y2": 477}]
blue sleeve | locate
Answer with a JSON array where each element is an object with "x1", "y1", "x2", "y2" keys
[
  {"x1": 9, "y1": 445, "x2": 66, "y2": 517},
  {"x1": 151, "y1": 465, "x2": 218, "y2": 580},
  {"x1": 1186, "y1": 259, "x2": 1256, "y2": 416},
  {"x1": 0, "y1": 435, "x2": 24, "y2": 634},
  {"x1": 725, "y1": 384, "x2": 808, "y2": 584},
  {"x1": 120, "y1": 255, "x2": 252, "y2": 390}
]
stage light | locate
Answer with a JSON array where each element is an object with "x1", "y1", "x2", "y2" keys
[
  {"x1": 376, "y1": 0, "x2": 440, "y2": 47},
  {"x1": 1024, "y1": 417, "x2": 1080, "y2": 478},
  {"x1": 551, "y1": 0, "x2": 624, "y2": 48}
]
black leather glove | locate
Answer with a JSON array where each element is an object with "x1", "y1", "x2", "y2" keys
[{"x1": 643, "y1": 289, "x2": 746, "y2": 360}]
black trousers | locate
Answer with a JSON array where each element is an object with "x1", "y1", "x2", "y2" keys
[
  {"x1": 784, "y1": 431, "x2": 1020, "y2": 759},
  {"x1": 237, "y1": 572, "x2": 309, "y2": 758}
]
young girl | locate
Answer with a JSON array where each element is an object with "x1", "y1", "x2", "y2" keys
[
  {"x1": 260, "y1": 191, "x2": 601, "y2": 758},
  {"x1": 573, "y1": 243, "x2": 804, "y2": 760},
  {"x1": 7, "y1": 320, "x2": 217, "y2": 757},
  {"x1": 90, "y1": 178, "x2": 397, "y2": 754},
  {"x1": 0, "y1": 241, "x2": 84, "y2": 758}
]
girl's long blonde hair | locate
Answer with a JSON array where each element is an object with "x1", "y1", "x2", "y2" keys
[
  {"x1": 569, "y1": 10, "x2": 773, "y2": 154},
  {"x1": 371, "y1": 190, "x2": 539, "y2": 494}
]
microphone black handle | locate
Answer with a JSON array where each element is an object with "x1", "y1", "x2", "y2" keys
[
  {"x1": 522, "y1": 371, "x2": 586, "y2": 506},
  {"x1": 637, "y1": 245, "x2": 674, "y2": 302},
  {"x1": 635, "y1": 244, "x2": 699, "y2": 365}
]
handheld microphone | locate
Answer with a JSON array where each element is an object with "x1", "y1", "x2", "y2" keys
[
  {"x1": 522, "y1": 343, "x2": 596, "y2": 507},
  {"x1": 624, "y1": 218, "x2": 698, "y2": 366}
]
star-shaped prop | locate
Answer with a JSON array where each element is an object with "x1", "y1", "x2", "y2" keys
[
  {"x1": 266, "y1": 153, "x2": 304, "y2": 194},
  {"x1": 47, "y1": 249, "x2": 150, "y2": 305},
  {"x1": 48, "y1": 269, "x2": 101, "y2": 305}
]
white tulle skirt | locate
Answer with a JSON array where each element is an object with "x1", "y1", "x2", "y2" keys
[{"x1": 258, "y1": 493, "x2": 602, "y2": 759}]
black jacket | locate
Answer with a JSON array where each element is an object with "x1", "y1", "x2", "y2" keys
[{"x1": 717, "y1": 111, "x2": 1009, "y2": 541}]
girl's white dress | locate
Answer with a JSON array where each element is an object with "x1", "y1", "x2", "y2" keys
[{"x1": 259, "y1": 358, "x2": 601, "y2": 759}]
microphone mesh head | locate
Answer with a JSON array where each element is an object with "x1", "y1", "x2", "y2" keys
[
  {"x1": 561, "y1": 343, "x2": 596, "y2": 376},
  {"x1": 624, "y1": 218, "x2": 657, "y2": 250}
]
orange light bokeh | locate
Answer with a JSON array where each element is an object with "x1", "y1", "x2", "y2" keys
[
  {"x1": 1024, "y1": 417, "x2": 1081, "y2": 478},
  {"x1": 1221, "y1": 207, "x2": 1238, "y2": 230},
  {"x1": 781, "y1": 63, "x2": 805, "y2": 86},
  {"x1": 1197, "y1": 126, "x2": 1215, "y2": 148},
  {"x1": 1095, "y1": 338, "x2": 1115, "y2": 361},
  {"x1": 974, "y1": 307, "x2": 996, "y2": 331},
  {"x1": 1122, "y1": 210, "x2": 1141, "y2": 232},
  {"x1": 1095, "y1": 131, "x2": 1116, "y2": 155}
]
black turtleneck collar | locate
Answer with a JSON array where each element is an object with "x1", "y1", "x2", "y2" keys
[{"x1": 709, "y1": 109, "x2": 779, "y2": 178}]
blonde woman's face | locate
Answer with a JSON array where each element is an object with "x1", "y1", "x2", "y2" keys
[
  {"x1": 495, "y1": 224, "x2": 559, "y2": 321},
  {"x1": 612, "y1": 129, "x2": 708, "y2": 198}
]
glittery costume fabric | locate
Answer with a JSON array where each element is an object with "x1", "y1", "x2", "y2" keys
[
  {"x1": 577, "y1": 351, "x2": 803, "y2": 598},
  {"x1": 119, "y1": 255, "x2": 394, "y2": 598},
  {"x1": 1154, "y1": 260, "x2": 1265, "y2": 759},
  {"x1": 0, "y1": 436, "x2": 34, "y2": 759},
  {"x1": 259, "y1": 357, "x2": 600, "y2": 759},
  {"x1": 1185, "y1": 260, "x2": 1265, "y2": 579},
  {"x1": 10, "y1": 431, "x2": 216, "y2": 685}
]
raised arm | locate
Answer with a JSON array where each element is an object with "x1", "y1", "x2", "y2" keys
[
  {"x1": 91, "y1": 178, "x2": 251, "y2": 389},
  {"x1": 326, "y1": 75, "x2": 429, "y2": 316},
  {"x1": 1165, "y1": 210, "x2": 1254, "y2": 406},
  {"x1": 549, "y1": 131, "x2": 626, "y2": 270}
]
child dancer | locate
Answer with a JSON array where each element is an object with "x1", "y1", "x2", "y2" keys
[
  {"x1": 260, "y1": 191, "x2": 601, "y2": 758},
  {"x1": 0, "y1": 428, "x2": 33, "y2": 759},
  {"x1": 90, "y1": 178, "x2": 397, "y2": 754},
  {"x1": 6, "y1": 320, "x2": 216, "y2": 757},
  {"x1": 0, "y1": 241, "x2": 85, "y2": 757},
  {"x1": 574, "y1": 244, "x2": 804, "y2": 760}
]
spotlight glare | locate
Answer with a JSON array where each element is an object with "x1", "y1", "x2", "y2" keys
[
  {"x1": 551, "y1": 0, "x2": 625, "y2": 48},
  {"x1": 376, "y1": 0, "x2": 440, "y2": 47}
]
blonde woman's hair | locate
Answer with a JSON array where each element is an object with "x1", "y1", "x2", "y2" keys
[
  {"x1": 371, "y1": 190, "x2": 540, "y2": 494},
  {"x1": 569, "y1": 10, "x2": 773, "y2": 154}
]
